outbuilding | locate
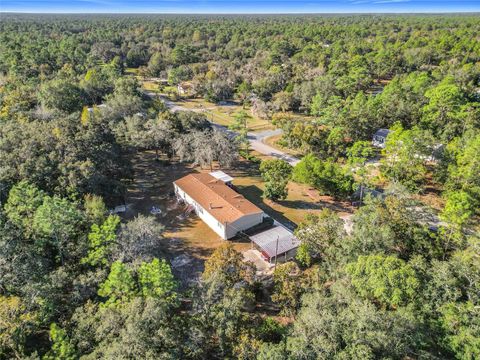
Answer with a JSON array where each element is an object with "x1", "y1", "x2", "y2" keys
[
  {"x1": 372, "y1": 128, "x2": 391, "y2": 148},
  {"x1": 249, "y1": 225, "x2": 300, "y2": 263},
  {"x1": 173, "y1": 172, "x2": 265, "y2": 239}
]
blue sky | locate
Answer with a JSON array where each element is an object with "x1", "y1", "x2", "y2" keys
[{"x1": 2, "y1": 0, "x2": 479, "y2": 13}]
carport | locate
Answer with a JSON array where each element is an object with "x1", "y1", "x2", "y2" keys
[{"x1": 249, "y1": 225, "x2": 300, "y2": 264}]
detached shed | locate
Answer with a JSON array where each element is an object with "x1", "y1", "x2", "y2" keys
[
  {"x1": 372, "y1": 128, "x2": 391, "y2": 148},
  {"x1": 250, "y1": 225, "x2": 300, "y2": 263}
]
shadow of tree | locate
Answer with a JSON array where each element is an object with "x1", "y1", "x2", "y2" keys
[
  {"x1": 236, "y1": 184, "x2": 297, "y2": 231},
  {"x1": 277, "y1": 199, "x2": 323, "y2": 210}
]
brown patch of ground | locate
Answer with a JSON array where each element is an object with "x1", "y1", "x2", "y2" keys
[{"x1": 124, "y1": 151, "x2": 249, "y2": 287}]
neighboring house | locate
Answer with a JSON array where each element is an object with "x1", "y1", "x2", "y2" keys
[
  {"x1": 249, "y1": 225, "x2": 300, "y2": 263},
  {"x1": 352, "y1": 185, "x2": 385, "y2": 203},
  {"x1": 177, "y1": 82, "x2": 193, "y2": 95},
  {"x1": 173, "y1": 172, "x2": 265, "y2": 239},
  {"x1": 372, "y1": 128, "x2": 391, "y2": 148}
]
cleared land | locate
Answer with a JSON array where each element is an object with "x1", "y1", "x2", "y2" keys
[
  {"x1": 124, "y1": 151, "x2": 252, "y2": 286},
  {"x1": 124, "y1": 151, "x2": 354, "y2": 285}
]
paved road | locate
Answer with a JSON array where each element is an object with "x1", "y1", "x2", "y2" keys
[
  {"x1": 211, "y1": 123, "x2": 300, "y2": 166},
  {"x1": 145, "y1": 92, "x2": 300, "y2": 166},
  {"x1": 247, "y1": 131, "x2": 300, "y2": 166}
]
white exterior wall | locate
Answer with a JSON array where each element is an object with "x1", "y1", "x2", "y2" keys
[
  {"x1": 227, "y1": 212, "x2": 264, "y2": 239},
  {"x1": 174, "y1": 184, "x2": 227, "y2": 239}
]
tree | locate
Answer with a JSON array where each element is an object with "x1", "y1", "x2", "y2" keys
[
  {"x1": 33, "y1": 196, "x2": 85, "y2": 264},
  {"x1": 259, "y1": 159, "x2": 292, "y2": 201},
  {"x1": 144, "y1": 117, "x2": 177, "y2": 160},
  {"x1": 422, "y1": 78, "x2": 467, "y2": 141},
  {"x1": 126, "y1": 46, "x2": 148, "y2": 67},
  {"x1": 80, "y1": 106, "x2": 91, "y2": 126},
  {"x1": 0, "y1": 296, "x2": 38, "y2": 359},
  {"x1": 71, "y1": 298, "x2": 183, "y2": 359},
  {"x1": 203, "y1": 244, "x2": 255, "y2": 286},
  {"x1": 347, "y1": 141, "x2": 375, "y2": 166},
  {"x1": 81, "y1": 67, "x2": 114, "y2": 104},
  {"x1": 286, "y1": 283, "x2": 422, "y2": 359},
  {"x1": 44, "y1": 323, "x2": 77, "y2": 360},
  {"x1": 293, "y1": 154, "x2": 354, "y2": 198},
  {"x1": 347, "y1": 141, "x2": 376, "y2": 201},
  {"x1": 229, "y1": 110, "x2": 250, "y2": 152},
  {"x1": 439, "y1": 301, "x2": 480, "y2": 359},
  {"x1": 82, "y1": 215, "x2": 121, "y2": 267},
  {"x1": 272, "y1": 91, "x2": 293, "y2": 112},
  {"x1": 263, "y1": 181, "x2": 289, "y2": 202},
  {"x1": 446, "y1": 133, "x2": 480, "y2": 211},
  {"x1": 211, "y1": 129, "x2": 238, "y2": 168},
  {"x1": 381, "y1": 123, "x2": 434, "y2": 191},
  {"x1": 294, "y1": 210, "x2": 346, "y2": 268},
  {"x1": 438, "y1": 191, "x2": 474, "y2": 257},
  {"x1": 147, "y1": 52, "x2": 165, "y2": 76},
  {"x1": 138, "y1": 258, "x2": 177, "y2": 303},
  {"x1": 271, "y1": 262, "x2": 303, "y2": 316},
  {"x1": 235, "y1": 81, "x2": 251, "y2": 108},
  {"x1": 195, "y1": 244, "x2": 256, "y2": 356},
  {"x1": 4, "y1": 180, "x2": 45, "y2": 233},
  {"x1": 174, "y1": 129, "x2": 238, "y2": 170},
  {"x1": 98, "y1": 261, "x2": 137, "y2": 307},
  {"x1": 115, "y1": 215, "x2": 164, "y2": 263},
  {"x1": 39, "y1": 79, "x2": 84, "y2": 113},
  {"x1": 83, "y1": 194, "x2": 107, "y2": 226},
  {"x1": 346, "y1": 254, "x2": 420, "y2": 308}
]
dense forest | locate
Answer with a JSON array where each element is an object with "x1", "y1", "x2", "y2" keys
[{"x1": 0, "y1": 14, "x2": 479, "y2": 359}]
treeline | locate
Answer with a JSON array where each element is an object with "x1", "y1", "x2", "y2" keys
[{"x1": 0, "y1": 14, "x2": 479, "y2": 359}]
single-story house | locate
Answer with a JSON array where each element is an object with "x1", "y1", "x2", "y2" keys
[
  {"x1": 250, "y1": 225, "x2": 300, "y2": 263},
  {"x1": 173, "y1": 172, "x2": 265, "y2": 239},
  {"x1": 372, "y1": 128, "x2": 391, "y2": 148}
]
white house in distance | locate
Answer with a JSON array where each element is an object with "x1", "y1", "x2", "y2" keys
[{"x1": 173, "y1": 172, "x2": 265, "y2": 239}]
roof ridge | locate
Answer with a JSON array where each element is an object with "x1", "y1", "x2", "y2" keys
[
  {"x1": 174, "y1": 173, "x2": 263, "y2": 224},
  {"x1": 191, "y1": 174, "x2": 245, "y2": 218}
]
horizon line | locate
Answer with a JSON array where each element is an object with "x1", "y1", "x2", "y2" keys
[{"x1": 2, "y1": 11, "x2": 480, "y2": 14}]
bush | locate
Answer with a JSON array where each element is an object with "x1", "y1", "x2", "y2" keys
[
  {"x1": 239, "y1": 149, "x2": 261, "y2": 164},
  {"x1": 293, "y1": 154, "x2": 354, "y2": 199},
  {"x1": 259, "y1": 159, "x2": 293, "y2": 201}
]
